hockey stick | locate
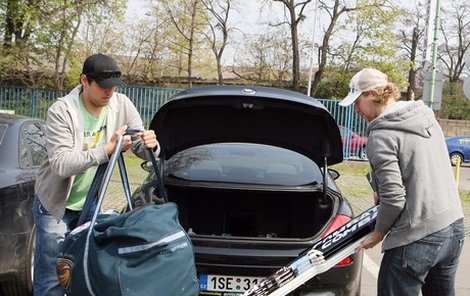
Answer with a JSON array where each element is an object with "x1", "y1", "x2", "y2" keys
[{"x1": 243, "y1": 205, "x2": 379, "y2": 296}]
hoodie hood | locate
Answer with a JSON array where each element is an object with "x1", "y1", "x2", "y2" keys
[{"x1": 367, "y1": 100, "x2": 434, "y2": 138}]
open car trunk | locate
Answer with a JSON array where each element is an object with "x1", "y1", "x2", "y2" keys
[{"x1": 166, "y1": 185, "x2": 334, "y2": 239}]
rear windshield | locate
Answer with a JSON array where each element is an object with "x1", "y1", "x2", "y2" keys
[
  {"x1": 0, "y1": 124, "x2": 7, "y2": 146},
  {"x1": 165, "y1": 143, "x2": 323, "y2": 186}
]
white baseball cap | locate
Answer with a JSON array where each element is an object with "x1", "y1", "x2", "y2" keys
[{"x1": 339, "y1": 68, "x2": 388, "y2": 106}]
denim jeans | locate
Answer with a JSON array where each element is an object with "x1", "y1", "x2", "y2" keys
[
  {"x1": 378, "y1": 218, "x2": 465, "y2": 296},
  {"x1": 33, "y1": 195, "x2": 95, "y2": 296}
]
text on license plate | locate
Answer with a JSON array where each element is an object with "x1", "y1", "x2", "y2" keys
[{"x1": 199, "y1": 274, "x2": 264, "y2": 292}]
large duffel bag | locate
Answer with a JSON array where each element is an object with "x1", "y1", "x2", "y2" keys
[{"x1": 56, "y1": 134, "x2": 199, "y2": 296}]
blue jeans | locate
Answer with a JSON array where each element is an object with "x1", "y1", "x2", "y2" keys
[
  {"x1": 33, "y1": 195, "x2": 95, "y2": 296},
  {"x1": 378, "y1": 219, "x2": 465, "y2": 296}
]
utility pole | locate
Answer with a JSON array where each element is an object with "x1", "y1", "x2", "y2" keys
[
  {"x1": 428, "y1": 0, "x2": 442, "y2": 108},
  {"x1": 464, "y1": 48, "x2": 470, "y2": 99}
]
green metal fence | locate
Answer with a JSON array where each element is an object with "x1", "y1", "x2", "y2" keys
[
  {"x1": 117, "y1": 86, "x2": 182, "y2": 127},
  {"x1": 320, "y1": 98, "x2": 369, "y2": 160},
  {"x1": 0, "y1": 86, "x2": 367, "y2": 160},
  {"x1": 0, "y1": 86, "x2": 182, "y2": 128},
  {"x1": 0, "y1": 87, "x2": 67, "y2": 120}
]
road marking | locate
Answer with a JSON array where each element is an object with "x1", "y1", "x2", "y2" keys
[{"x1": 363, "y1": 253, "x2": 380, "y2": 279}]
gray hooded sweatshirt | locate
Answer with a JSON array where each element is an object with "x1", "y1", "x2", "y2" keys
[
  {"x1": 35, "y1": 85, "x2": 160, "y2": 220},
  {"x1": 366, "y1": 100, "x2": 463, "y2": 251}
]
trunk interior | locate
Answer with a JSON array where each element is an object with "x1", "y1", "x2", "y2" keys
[{"x1": 166, "y1": 186, "x2": 333, "y2": 239}]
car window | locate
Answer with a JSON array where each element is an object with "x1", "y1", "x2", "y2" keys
[
  {"x1": 0, "y1": 123, "x2": 6, "y2": 146},
  {"x1": 165, "y1": 143, "x2": 324, "y2": 186},
  {"x1": 339, "y1": 127, "x2": 346, "y2": 136},
  {"x1": 339, "y1": 126, "x2": 355, "y2": 137},
  {"x1": 20, "y1": 121, "x2": 47, "y2": 168},
  {"x1": 458, "y1": 138, "x2": 470, "y2": 145}
]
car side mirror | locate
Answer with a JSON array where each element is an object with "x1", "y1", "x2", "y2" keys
[{"x1": 328, "y1": 169, "x2": 340, "y2": 180}]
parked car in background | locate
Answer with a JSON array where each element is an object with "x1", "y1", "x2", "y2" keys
[
  {"x1": 445, "y1": 135, "x2": 470, "y2": 166},
  {"x1": 0, "y1": 112, "x2": 47, "y2": 296},
  {"x1": 339, "y1": 125, "x2": 367, "y2": 159},
  {"x1": 133, "y1": 86, "x2": 363, "y2": 296}
]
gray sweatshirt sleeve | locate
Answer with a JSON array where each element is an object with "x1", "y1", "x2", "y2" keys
[
  {"x1": 120, "y1": 95, "x2": 161, "y2": 159},
  {"x1": 46, "y1": 102, "x2": 108, "y2": 178},
  {"x1": 367, "y1": 132, "x2": 407, "y2": 234}
]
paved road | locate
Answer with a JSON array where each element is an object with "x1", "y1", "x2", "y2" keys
[
  {"x1": 456, "y1": 163, "x2": 470, "y2": 192},
  {"x1": 360, "y1": 164, "x2": 470, "y2": 296}
]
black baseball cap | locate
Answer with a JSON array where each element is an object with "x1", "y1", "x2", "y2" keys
[{"x1": 82, "y1": 54, "x2": 122, "y2": 88}]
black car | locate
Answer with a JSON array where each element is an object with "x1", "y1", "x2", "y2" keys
[
  {"x1": 0, "y1": 113, "x2": 47, "y2": 296},
  {"x1": 134, "y1": 86, "x2": 363, "y2": 296}
]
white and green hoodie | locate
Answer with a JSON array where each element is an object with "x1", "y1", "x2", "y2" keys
[{"x1": 367, "y1": 100, "x2": 464, "y2": 251}]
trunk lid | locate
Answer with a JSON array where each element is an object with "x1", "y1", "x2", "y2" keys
[{"x1": 149, "y1": 85, "x2": 343, "y2": 166}]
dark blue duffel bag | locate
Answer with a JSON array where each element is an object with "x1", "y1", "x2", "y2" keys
[{"x1": 57, "y1": 135, "x2": 199, "y2": 296}]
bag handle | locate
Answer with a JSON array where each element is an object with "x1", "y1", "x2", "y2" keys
[
  {"x1": 83, "y1": 134, "x2": 126, "y2": 296},
  {"x1": 82, "y1": 131, "x2": 162, "y2": 295},
  {"x1": 125, "y1": 128, "x2": 166, "y2": 202},
  {"x1": 126, "y1": 128, "x2": 167, "y2": 202},
  {"x1": 77, "y1": 153, "x2": 132, "y2": 226},
  {"x1": 147, "y1": 148, "x2": 168, "y2": 202},
  {"x1": 77, "y1": 135, "x2": 125, "y2": 231},
  {"x1": 77, "y1": 129, "x2": 162, "y2": 226},
  {"x1": 77, "y1": 163, "x2": 107, "y2": 226},
  {"x1": 117, "y1": 155, "x2": 133, "y2": 208}
]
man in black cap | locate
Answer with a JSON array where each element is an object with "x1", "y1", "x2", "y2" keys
[{"x1": 33, "y1": 53, "x2": 160, "y2": 296}]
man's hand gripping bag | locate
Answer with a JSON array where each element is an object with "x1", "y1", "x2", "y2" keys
[{"x1": 56, "y1": 135, "x2": 199, "y2": 296}]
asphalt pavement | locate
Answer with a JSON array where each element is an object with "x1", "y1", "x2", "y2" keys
[{"x1": 456, "y1": 163, "x2": 470, "y2": 192}]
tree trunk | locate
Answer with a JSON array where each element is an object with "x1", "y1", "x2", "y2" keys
[
  {"x1": 290, "y1": 8, "x2": 300, "y2": 91},
  {"x1": 217, "y1": 55, "x2": 223, "y2": 85},
  {"x1": 312, "y1": 0, "x2": 344, "y2": 96}
]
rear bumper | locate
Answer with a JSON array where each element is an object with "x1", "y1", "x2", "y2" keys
[{"x1": 197, "y1": 251, "x2": 363, "y2": 296}]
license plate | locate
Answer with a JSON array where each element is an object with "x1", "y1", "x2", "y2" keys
[{"x1": 199, "y1": 273, "x2": 264, "y2": 293}]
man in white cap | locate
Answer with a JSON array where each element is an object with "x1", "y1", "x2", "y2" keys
[
  {"x1": 33, "y1": 53, "x2": 160, "y2": 296},
  {"x1": 340, "y1": 68, "x2": 464, "y2": 296}
]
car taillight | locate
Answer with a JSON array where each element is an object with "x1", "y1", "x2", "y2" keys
[
  {"x1": 336, "y1": 256, "x2": 353, "y2": 266},
  {"x1": 321, "y1": 214, "x2": 351, "y2": 239},
  {"x1": 320, "y1": 214, "x2": 354, "y2": 266}
]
